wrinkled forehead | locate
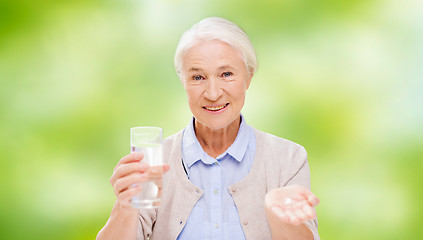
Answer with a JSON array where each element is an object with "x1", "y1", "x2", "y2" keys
[{"x1": 181, "y1": 39, "x2": 247, "y2": 71}]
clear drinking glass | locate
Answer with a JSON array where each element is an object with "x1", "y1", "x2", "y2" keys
[{"x1": 130, "y1": 127, "x2": 163, "y2": 209}]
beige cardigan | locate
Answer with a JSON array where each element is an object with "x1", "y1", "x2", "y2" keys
[{"x1": 137, "y1": 129, "x2": 319, "y2": 240}]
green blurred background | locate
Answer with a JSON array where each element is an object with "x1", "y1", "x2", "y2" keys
[{"x1": 1, "y1": 0, "x2": 422, "y2": 239}]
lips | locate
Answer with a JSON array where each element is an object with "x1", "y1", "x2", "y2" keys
[{"x1": 203, "y1": 103, "x2": 229, "y2": 112}]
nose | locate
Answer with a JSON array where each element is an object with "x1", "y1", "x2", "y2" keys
[{"x1": 204, "y1": 79, "x2": 222, "y2": 101}]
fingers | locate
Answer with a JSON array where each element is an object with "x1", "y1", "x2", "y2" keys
[
  {"x1": 306, "y1": 191, "x2": 320, "y2": 207},
  {"x1": 302, "y1": 204, "x2": 316, "y2": 219},
  {"x1": 272, "y1": 206, "x2": 290, "y2": 222},
  {"x1": 109, "y1": 151, "x2": 171, "y2": 207},
  {"x1": 114, "y1": 165, "x2": 169, "y2": 207},
  {"x1": 113, "y1": 172, "x2": 148, "y2": 195},
  {"x1": 284, "y1": 208, "x2": 301, "y2": 225},
  {"x1": 110, "y1": 161, "x2": 149, "y2": 186},
  {"x1": 273, "y1": 200, "x2": 316, "y2": 225},
  {"x1": 113, "y1": 170, "x2": 148, "y2": 208},
  {"x1": 295, "y1": 185, "x2": 319, "y2": 207},
  {"x1": 114, "y1": 152, "x2": 144, "y2": 171},
  {"x1": 111, "y1": 164, "x2": 170, "y2": 193},
  {"x1": 110, "y1": 152, "x2": 171, "y2": 206},
  {"x1": 272, "y1": 206, "x2": 303, "y2": 225},
  {"x1": 286, "y1": 184, "x2": 320, "y2": 207},
  {"x1": 117, "y1": 184, "x2": 143, "y2": 207},
  {"x1": 162, "y1": 164, "x2": 170, "y2": 173},
  {"x1": 265, "y1": 185, "x2": 319, "y2": 226}
]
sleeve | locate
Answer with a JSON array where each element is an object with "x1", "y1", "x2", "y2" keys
[
  {"x1": 283, "y1": 145, "x2": 320, "y2": 240},
  {"x1": 136, "y1": 209, "x2": 158, "y2": 240}
]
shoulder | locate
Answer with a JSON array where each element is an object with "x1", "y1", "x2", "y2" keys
[
  {"x1": 162, "y1": 130, "x2": 184, "y2": 163},
  {"x1": 163, "y1": 129, "x2": 184, "y2": 146},
  {"x1": 253, "y1": 128, "x2": 307, "y2": 158},
  {"x1": 252, "y1": 128, "x2": 310, "y2": 187},
  {"x1": 248, "y1": 127, "x2": 309, "y2": 189},
  {"x1": 252, "y1": 127, "x2": 308, "y2": 176}
]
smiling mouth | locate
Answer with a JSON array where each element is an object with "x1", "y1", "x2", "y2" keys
[{"x1": 203, "y1": 103, "x2": 229, "y2": 111}]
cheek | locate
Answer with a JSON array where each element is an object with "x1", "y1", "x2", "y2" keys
[
  {"x1": 237, "y1": 94, "x2": 246, "y2": 108},
  {"x1": 234, "y1": 93, "x2": 247, "y2": 111},
  {"x1": 232, "y1": 87, "x2": 247, "y2": 104},
  {"x1": 185, "y1": 88, "x2": 200, "y2": 104}
]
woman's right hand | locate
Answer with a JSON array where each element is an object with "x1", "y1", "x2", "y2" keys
[
  {"x1": 109, "y1": 152, "x2": 170, "y2": 209},
  {"x1": 97, "y1": 152, "x2": 171, "y2": 240}
]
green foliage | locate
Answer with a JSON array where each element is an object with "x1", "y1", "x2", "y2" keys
[{"x1": 1, "y1": 0, "x2": 422, "y2": 239}]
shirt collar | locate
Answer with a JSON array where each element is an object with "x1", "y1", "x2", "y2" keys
[
  {"x1": 182, "y1": 115, "x2": 250, "y2": 168},
  {"x1": 225, "y1": 115, "x2": 249, "y2": 162},
  {"x1": 182, "y1": 118, "x2": 204, "y2": 168}
]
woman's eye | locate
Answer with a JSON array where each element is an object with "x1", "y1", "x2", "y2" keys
[
  {"x1": 193, "y1": 75, "x2": 204, "y2": 81},
  {"x1": 222, "y1": 72, "x2": 232, "y2": 77}
]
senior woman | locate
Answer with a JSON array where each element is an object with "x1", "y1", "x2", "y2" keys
[{"x1": 97, "y1": 17, "x2": 320, "y2": 240}]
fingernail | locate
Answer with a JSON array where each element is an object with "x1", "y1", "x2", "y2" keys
[
  {"x1": 272, "y1": 207, "x2": 282, "y2": 216},
  {"x1": 134, "y1": 152, "x2": 142, "y2": 159}
]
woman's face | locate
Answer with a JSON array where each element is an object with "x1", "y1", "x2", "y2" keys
[{"x1": 181, "y1": 40, "x2": 253, "y2": 130}]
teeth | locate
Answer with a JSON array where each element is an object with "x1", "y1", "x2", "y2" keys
[{"x1": 205, "y1": 104, "x2": 227, "y2": 111}]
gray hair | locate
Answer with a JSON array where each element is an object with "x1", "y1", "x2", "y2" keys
[{"x1": 174, "y1": 17, "x2": 257, "y2": 79}]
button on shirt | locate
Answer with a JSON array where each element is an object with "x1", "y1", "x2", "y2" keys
[{"x1": 177, "y1": 116, "x2": 256, "y2": 240}]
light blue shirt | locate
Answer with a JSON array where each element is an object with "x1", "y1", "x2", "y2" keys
[{"x1": 177, "y1": 115, "x2": 256, "y2": 240}]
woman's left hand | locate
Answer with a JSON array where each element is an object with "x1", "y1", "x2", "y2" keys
[{"x1": 265, "y1": 184, "x2": 320, "y2": 226}]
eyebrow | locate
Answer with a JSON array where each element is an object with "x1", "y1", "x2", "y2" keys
[
  {"x1": 187, "y1": 65, "x2": 235, "y2": 72},
  {"x1": 218, "y1": 65, "x2": 234, "y2": 70},
  {"x1": 188, "y1": 67, "x2": 202, "y2": 72}
]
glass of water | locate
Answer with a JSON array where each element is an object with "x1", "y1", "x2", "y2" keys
[{"x1": 130, "y1": 127, "x2": 163, "y2": 209}]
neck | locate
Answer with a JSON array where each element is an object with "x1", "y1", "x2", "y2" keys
[{"x1": 194, "y1": 116, "x2": 241, "y2": 159}]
